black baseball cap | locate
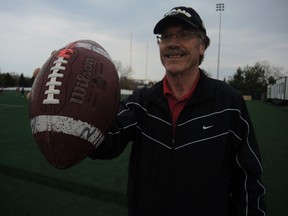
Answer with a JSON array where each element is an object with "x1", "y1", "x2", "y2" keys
[{"x1": 153, "y1": 6, "x2": 210, "y2": 47}]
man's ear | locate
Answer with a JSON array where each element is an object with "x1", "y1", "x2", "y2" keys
[{"x1": 199, "y1": 42, "x2": 206, "y2": 55}]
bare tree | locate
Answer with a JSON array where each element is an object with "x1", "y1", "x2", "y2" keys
[
  {"x1": 113, "y1": 60, "x2": 133, "y2": 80},
  {"x1": 258, "y1": 60, "x2": 287, "y2": 84},
  {"x1": 113, "y1": 60, "x2": 137, "y2": 90}
]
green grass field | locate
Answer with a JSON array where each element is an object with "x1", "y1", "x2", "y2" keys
[{"x1": 0, "y1": 91, "x2": 287, "y2": 216}]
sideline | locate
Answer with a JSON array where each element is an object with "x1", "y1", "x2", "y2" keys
[{"x1": 0, "y1": 104, "x2": 24, "y2": 108}]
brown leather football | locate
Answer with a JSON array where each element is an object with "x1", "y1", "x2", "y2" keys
[{"x1": 29, "y1": 40, "x2": 120, "y2": 169}]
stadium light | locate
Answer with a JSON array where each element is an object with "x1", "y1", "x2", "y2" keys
[{"x1": 216, "y1": 3, "x2": 224, "y2": 80}]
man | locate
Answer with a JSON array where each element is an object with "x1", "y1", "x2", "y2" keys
[
  {"x1": 29, "y1": 6, "x2": 266, "y2": 216},
  {"x1": 90, "y1": 6, "x2": 266, "y2": 216}
]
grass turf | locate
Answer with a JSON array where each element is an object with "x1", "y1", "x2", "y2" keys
[
  {"x1": 246, "y1": 101, "x2": 288, "y2": 216},
  {"x1": 0, "y1": 91, "x2": 129, "y2": 216},
  {"x1": 0, "y1": 91, "x2": 287, "y2": 215}
]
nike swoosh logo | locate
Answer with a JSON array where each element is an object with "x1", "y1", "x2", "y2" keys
[{"x1": 203, "y1": 125, "x2": 214, "y2": 130}]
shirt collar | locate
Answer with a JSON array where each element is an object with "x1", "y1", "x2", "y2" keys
[{"x1": 163, "y1": 72, "x2": 200, "y2": 101}]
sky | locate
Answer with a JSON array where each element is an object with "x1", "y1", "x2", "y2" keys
[{"x1": 0, "y1": 0, "x2": 288, "y2": 81}]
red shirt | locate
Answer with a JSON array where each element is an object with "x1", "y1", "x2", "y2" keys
[{"x1": 163, "y1": 74, "x2": 200, "y2": 135}]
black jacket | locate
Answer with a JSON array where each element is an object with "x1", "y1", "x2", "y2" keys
[{"x1": 91, "y1": 72, "x2": 266, "y2": 216}]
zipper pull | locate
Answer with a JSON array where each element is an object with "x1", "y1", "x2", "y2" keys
[{"x1": 171, "y1": 138, "x2": 176, "y2": 149}]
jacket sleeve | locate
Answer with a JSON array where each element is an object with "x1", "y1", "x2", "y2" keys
[
  {"x1": 89, "y1": 92, "x2": 138, "y2": 160},
  {"x1": 229, "y1": 98, "x2": 266, "y2": 216}
]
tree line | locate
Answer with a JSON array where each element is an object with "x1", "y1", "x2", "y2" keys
[
  {"x1": 227, "y1": 61, "x2": 287, "y2": 99},
  {"x1": 1, "y1": 61, "x2": 287, "y2": 96},
  {"x1": 0, "y1": 72, "x2": 34, "y2": 88}
]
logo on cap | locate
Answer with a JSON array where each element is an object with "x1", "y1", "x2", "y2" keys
[{"x1": 164, "y1": 8, "x2": 192, "y2": 18}]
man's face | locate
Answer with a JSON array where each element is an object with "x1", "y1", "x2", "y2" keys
[{"x1": 158, "y1": 25, "x2": 205, "y2": 76}]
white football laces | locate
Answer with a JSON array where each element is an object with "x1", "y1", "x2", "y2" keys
[{"x1": 43, "y1": 49, "x2": 73, "y2": 105}]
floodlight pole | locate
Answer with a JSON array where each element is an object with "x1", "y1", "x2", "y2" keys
[
  {"x1": 145, "y1": 41, "x2": 149, "y2": 82},
  {"x1": 216, "y1": 3, "x2": 224, "y2": 80},
  {"x1": 130, "y1": 32, "x2": 133, "y2": 70}
]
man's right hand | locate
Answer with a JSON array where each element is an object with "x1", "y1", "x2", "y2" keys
[
  {"x1": 27, "y1": 51, "x2": 57, "y2": 101},
  {"x1": 26, "y1": 68, "x2": 41, "y2": 101}
]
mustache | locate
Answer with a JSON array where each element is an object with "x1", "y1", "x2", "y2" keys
[{"x1": 163, "y1": 48, "x2": 186, "y2": 56}]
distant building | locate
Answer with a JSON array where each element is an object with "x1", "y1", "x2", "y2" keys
[{"x1": 267, "y1": 76, "x2": 288, "y2": 105}]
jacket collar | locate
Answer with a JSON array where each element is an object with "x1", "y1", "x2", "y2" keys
[{"x1": 187, "y1": 71, "x2": 216, "y2": 105}]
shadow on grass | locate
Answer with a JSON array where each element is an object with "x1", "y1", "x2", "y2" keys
[{"x1": 0, "y1": 164, "x2": 127, "y2": 206}]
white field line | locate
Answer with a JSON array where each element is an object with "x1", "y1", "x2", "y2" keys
[{"x1": 0, "y1": 104, "x2": 24, "y2": 108}]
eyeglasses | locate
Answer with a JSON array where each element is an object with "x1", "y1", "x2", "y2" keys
[{"x1": 157, "y1": 31, "x2": 200, "y2": 43}]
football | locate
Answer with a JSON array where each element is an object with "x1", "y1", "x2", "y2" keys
[{"x1": 29, "y1": 39, "x2": 120, "y2": 169}]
